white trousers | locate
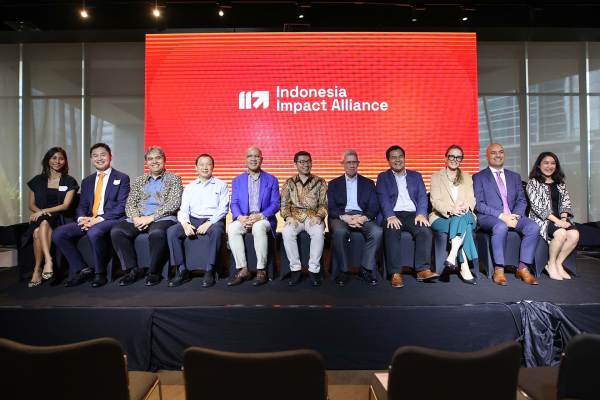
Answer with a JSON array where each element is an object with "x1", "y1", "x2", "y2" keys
[
  {"x1": 227, "y1": 219, "x2": 271, "y2": 270},
  {"x1": 282, "y1": 220, "x2": 325, "y2": 273}
]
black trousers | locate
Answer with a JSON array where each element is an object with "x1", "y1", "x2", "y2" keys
[
  {"x1": 384, "y1": 211, "x2": 432, "y2": 273},
  {"x1": 110, "y1": 219, "x2": 176, "y2": 274},
  {"x1": 330, "y1": 218, "x2": 383, "y2": 272}
]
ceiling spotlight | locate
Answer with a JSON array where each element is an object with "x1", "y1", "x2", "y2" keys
[
  {"x1": 410, "y1": 7, "x2": 417, "y2": 23},
  {"x1": 462, "y1": 16, "x2": 468, "y2": 21},
  {"x1": 298, "y1": 12, "x2": 304, "y2": 19},
  {"x1": 153, "y1": 7, "x2": 161, "y2": 17},
  {"x1": 460, "y1": 6, "x2": 474, "y2": 22},
  {"x1": 218, "y1": 8, "x2": 225, "y2": 17},
  {"x1": 80, "y1": 8, "x2": 89, "y2": 19}
]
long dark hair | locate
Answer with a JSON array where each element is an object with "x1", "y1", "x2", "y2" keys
[
  {"x1": 445, "y1": 144, "x2": 464, "y2": 185},
  {"x1": 41, "y1": 147, "x2": 69, "y2": 177},
  {"x1": 529, "y1": 152, "x2": 565, "y2": 184}
]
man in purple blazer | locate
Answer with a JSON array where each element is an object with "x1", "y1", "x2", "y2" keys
[
  {"x1": 473, "y1": 143, "x2": 539, "y2": 286},
  {"x1": 376, "y1": 145, "x2": 438, "y2": 288},
  {"x1": 227, "y1": 146, "x2": 280, "y2": 286},
  {"x1": 52, "y1": 143, "x2": 130, "y2": 287}
]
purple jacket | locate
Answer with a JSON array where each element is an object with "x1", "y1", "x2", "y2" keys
[{"x1": 230, "y1": 171, "x2": 280, "y2": 236}]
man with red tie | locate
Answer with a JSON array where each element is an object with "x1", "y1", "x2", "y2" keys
[{"x1": 52, "y1": 143, "x2": 130, "y2": 287}]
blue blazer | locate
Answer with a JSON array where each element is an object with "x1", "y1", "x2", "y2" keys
[
  {"x1": 375, "y1": 169, "x2": 428, "y2": 219},
  {"x1": 76, "y1": 169, "x2": 130, "y2": 221},
  {"x1": 327, "y1": 174, "x2": 379, "y2": 221},
  {"x1": 230, "y1": 171, "x2": 280, "y2": 237},
  {"x1": 473, "y1": 167, "x2": 527, "y2": 218}
]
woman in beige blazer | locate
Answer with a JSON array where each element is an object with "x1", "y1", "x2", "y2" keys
[{"x1": 429, "y1": 145, "x2": 478, "y2": 284}]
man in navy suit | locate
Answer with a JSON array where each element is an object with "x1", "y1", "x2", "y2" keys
[
  {"x1": 52, "y1": 143, "x2": 130, "y2": 287},
  {"x1": 473, "y1": 143, "x2": 539, "y2": 286},
  {"x1": 227, "y1": 146, "x2": 280, "y2": 286},
  {"x1": 376, "y1": 145, "x2": 438, "y2": 288},
  {"x1": 328, "y1": 149, "x2": 382, "y2": 286}
]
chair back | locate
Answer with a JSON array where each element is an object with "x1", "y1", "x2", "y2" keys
[
  {"x1": 183, "y1": 347, "x2": 327, "y2": 400},
  {"x1": 388, "y1": 341, "x2": 522, "y2": 400},
  {"x1": 558, "y1": 333, "x2": 600, "y2": 400},
  {"x1": 0, "y1": 337, "x2": 130, "y2": 400}
]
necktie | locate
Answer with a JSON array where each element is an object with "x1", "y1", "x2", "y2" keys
[
  {"x1": 495, "y1": 171, "x2": 511, "y2": 214},
  {"x1": 92, "y1": 172, "x2": 106, "y2": 217}
]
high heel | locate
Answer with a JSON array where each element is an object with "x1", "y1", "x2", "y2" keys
[
  {"x1": 28, "y1": 279, "x2": 42, "y2": 288},
  {"x1": 545, "y1": 264, "x2": 563, "y2": 281},
  {"x1": 41, "y1": 271, "x2": 54, "y2": 280},
  {"x1": 443, "y1": 260, "x2": 458, "y2": 273},
  {"x1": 458, "y1": 264, "x2": 477, "y2": 285}
]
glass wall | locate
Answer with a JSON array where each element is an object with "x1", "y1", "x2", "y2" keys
[
  {"x1": 0, "y1": 40, "x2": 599, "y2": 224},
  {"x1": 478, "y1": 41, "x2": 597, "y2": 222}
]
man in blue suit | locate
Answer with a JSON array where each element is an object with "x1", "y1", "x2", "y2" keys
[
  {"x1": 53, "y1": 143, "x2": 130, "y2": 287},
  {"x1": 376, "y1": 145, "x2": 438, "y2": 288},
  {"x1": 328, "y1": 149, "x2": 382, "y2": 286},
  {"x1": 473, "y1": 143, "x2": 539, "y2": 286},
  {"x1": 227, "y1": 146, "x2": 280, "y2": 286}
]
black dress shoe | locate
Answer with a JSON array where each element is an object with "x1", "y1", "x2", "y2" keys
[
  {"x1": 359, "y1": 268, "x2": 378, "y2": 286},
  {"x1": 91, "y1": 274, "x2": 107, "y2": 288},
  {"x1": 64, "y1": 270, "x2": 92, "y2": 287},
  {"x1": 168, "y1": 269, "x2": 191, "y2": 288},
  {"x1": 309, "y1": 272, "x2": 322, "y2": 286},
  {"x1": 335, "y1": 271, "x2": 350, "y2": 287},
  {"x1": 202, "y1": 271, "x2": 215, "y2": 288},
  {"x1": 119, "y1": 268, "x2": 142, "y2": 287},
  {"x1": 288, "y1": 270, "x2": 302, "y2": 286},
  {"x1": 443, "y1": 260, "x2": 458, "y2": 273},
  {"x1": 145, "y1": 274, "x2": 162, "y2": 286}
]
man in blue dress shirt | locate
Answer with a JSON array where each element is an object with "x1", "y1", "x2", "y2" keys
[
  {"x1": 328, "y1": 149, "x2": 382, "y2": 286},
  {"x1": 166, "y1": 154, "x2": 229, "y2": 288},
  {"x1": 375, "y1": 145, "x2": 438, "y2": 288}
]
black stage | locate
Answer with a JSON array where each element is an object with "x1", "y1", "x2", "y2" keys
[{"x1": 1, "y1": 257, "x2": 599, "y2": 371}]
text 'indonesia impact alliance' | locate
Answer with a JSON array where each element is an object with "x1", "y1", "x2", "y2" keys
[{"x1": 275, "y1": 85, "x2": 389, "y2": 114}]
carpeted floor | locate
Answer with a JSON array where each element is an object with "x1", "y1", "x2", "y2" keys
[{"x1": 1, "y1": 256, "x2": 598, "y2": 308}]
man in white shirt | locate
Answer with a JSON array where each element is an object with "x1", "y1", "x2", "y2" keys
[{"x1": 166, "y1": 154, "x2": 229, "y2": 288}]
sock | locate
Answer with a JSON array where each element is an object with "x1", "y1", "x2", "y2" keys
[{"x1": 517, "y1": 262, "x2": 529, "y2": 271}]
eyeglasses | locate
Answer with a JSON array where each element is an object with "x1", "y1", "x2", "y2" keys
[
  {"x1": 447, "y1": 155, "x2": 464, "y2": 161},
  {"x1": 296, "y1": 160, "x2": 311, "y2": 165},
  {"x1": 389, "y1": 155, "x2": 405, "y2": 160}
]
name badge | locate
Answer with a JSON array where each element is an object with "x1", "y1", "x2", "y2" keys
[
  {"x1": 58, "y1": 186, "x2": 68, "y2": 192},
  {"x1": 113, "y1": 180, "x2": 121, "y2": 185}
]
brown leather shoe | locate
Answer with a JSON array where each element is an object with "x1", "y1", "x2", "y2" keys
[
  {"x1": 391, "y1": 273, "x2": 404, "y2": 288},
  {"x1": 416, "y1": 269, "x2": 439, "y2": 282},
  {"x1": 227, "y1": 267, "x2": 250, "y2": 286},
  {"x1": 252, "y1": 270, "x2": 268, "y2": 286},
  {"x1": 492, "y1": 269, "x2": 508, "y2": 286},
  {"x1": 516, "y1": 268, "x2": 539, "y2": 285}
]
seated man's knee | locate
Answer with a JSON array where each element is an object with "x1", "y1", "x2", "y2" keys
[{"x1": 492, "y1": 222, "x2": 509, "y2": 236}]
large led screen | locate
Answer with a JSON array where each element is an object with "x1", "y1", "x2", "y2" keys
[{"x1": 145, "y1": 32, "x2": 479, "y2": 186}]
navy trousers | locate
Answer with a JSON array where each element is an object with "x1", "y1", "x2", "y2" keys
[
  {"x1": 477, "y1": 214, "x2": 539, "y2": 266},
  {"x1": 167, "y1": 217, "x2": 224, "y2": 272},
  {"x1": 52, "y1": 219, "x2": 120, "y2": 278}
]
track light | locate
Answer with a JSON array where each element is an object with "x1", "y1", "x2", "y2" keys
[
  {"x1": 461, "y1": 6, "x2": 474, "y2": 22},
  {"x1": 79, "y1": 0, "x2": 89, "y2": 19},
  {"x1": 297, "y1": 1, "x2": 310, "y2": 20},
  {"x1": 152, "y1": 0, "x2": 162, "y2": 18}
]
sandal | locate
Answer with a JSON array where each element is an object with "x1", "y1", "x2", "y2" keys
[
  {"x1": 28, "y1": 279, "x2": 42, "y2": 288},
  {"x1": 41, "y1": 271, "x2": 54, "y2": 280}
]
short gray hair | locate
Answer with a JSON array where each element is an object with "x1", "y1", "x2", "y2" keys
[
  {"x1": 342, "y1": 149, "x2": 358, "y2": 162},
  {"x1": 145, "y1": 145, "x2": 165, "y2": 161}
]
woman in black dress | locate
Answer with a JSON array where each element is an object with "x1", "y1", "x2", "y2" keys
[
  {"x1": 26, "y1": 147, "x2": 78, "y2": 287},
  {"x1": 526, "y1": 152, "x2": 579, "y2": 280}
]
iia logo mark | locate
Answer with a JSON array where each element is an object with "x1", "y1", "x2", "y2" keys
[{"x1": 238, "y1": 91, "x2": 269, "y2": 110}]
